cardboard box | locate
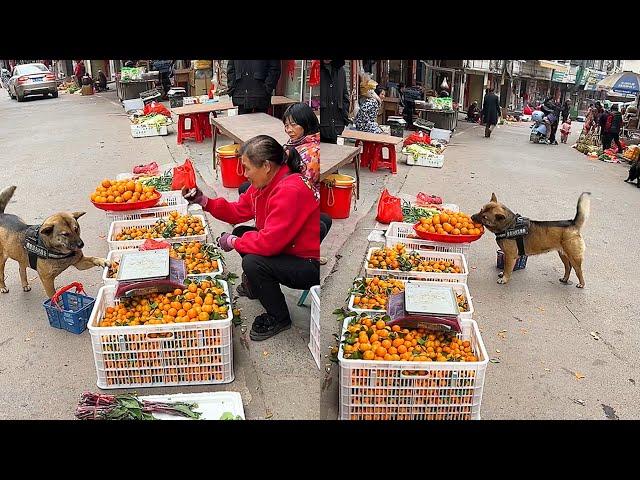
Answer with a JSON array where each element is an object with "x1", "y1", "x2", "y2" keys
[{"x1": 81, "y1": 85, "x2": 94, "y2": 95}]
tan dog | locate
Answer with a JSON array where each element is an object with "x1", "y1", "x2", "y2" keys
[
  {"x1": 471, "y1": 192, "x2": 590, "y2": 288},
  {"x1": 0, "y1": 185, "x2": 109, "y2": 298}
]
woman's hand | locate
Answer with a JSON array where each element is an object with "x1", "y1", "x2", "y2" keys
[
  {"x1": 181, "y1": 186, "x2": 209, "y2": 207},
  {"x1": 217, "y1": 232, "x2": 238, "y2": 252}
]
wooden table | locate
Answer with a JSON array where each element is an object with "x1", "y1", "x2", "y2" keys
[
  {"x1": 320, "y1": 143, "x2": 362, "y2": 200},
  {"x1": 382, "y1": 97, "x2": 400, "y2": 124},
  {"x1": 339, "y1": 129, "x2": 404, "y2": 146},
  {"x1": 171, "y1": 100, "x2": 235, "y2": 116},
  {"x1": 210, "y1": 113, "x2": 290, "y2": 172},
  {"x1": 271, "y1": 95, "x2": 299, "y2": 106}
]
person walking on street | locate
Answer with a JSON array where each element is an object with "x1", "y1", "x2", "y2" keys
[
  {"x1": 561, "y1": 99, "x2": 570, "y2": 123},
  {"x1": 596, "y1": 102, "x2": 611, "y2": 149},
  {"x1": 560, "y1": 118, "x2": 572, "y2": 144},
  {"x1": 481, "y1": 87, "x2": 501, "y2": 138},
  {"x1": 227, "y1": 60, "x2": 281, "y2": 115},
  {"x1": 320, "y1": 60, "x2": 350, "y2": 143},
  {"x1": 608, "y1": 104, "x2": 624, "y2": 152},
  {"x1": 74, "y1": 60, "x2": 85, "y2": 87}
]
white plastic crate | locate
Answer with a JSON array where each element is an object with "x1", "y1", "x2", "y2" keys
[
  {"x1": 88, "y1": 281, "x2": 234, "y2": 389},
  {"x1": 105, "y1": 191, "x2": 189, "y2": 222},
  {"x1": 308, "y1": 285, "x2": 321, "y2": 370},
  {"x1": 102, "y1": 245, "x2": 224, "y2": 286},
  {"x1": 131, "y1": 124, "x2": 169, "y2": 138},
  {"x1": 364, "y1": 247, "x2": 468, "y2": 284},
  {"x1": 107, "y1": 214, "x2": 209, "y2": 251},
  {"x1": 385, "y1": 222, "x2": 470, "y2": 256},
  {"x1": 347, "y1": 278, "x2": 474, "y2": 320},
  {"x1": 338, "y1": 317, "x2": 488, "y2": 420},
  {"x1": 405, "y1": 153, "x2": 445, "y2": 168}
]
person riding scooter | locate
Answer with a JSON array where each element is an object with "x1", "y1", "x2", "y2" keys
[{"x1": 530, "y1": 110, "x2": 548, "y2": 143}]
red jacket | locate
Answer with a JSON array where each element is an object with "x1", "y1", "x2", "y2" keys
[{"x1": 205, "y1": 165, "x2": 319, "y2": 259}]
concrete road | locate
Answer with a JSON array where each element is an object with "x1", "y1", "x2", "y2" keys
[
  {"x1": 0, "y1": 88, "x2": 318, "y2": 419},
  {"x1": 320, "y1": 120, "x2": 640, "y2": 420}
]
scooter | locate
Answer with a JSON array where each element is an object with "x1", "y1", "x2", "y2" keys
[{"x1": 529, "y1": 110, "x2": 548, "y2": 144}]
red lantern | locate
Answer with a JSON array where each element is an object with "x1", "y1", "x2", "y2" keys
[{"x1": 309, "y1": 60, "x2": 320, "y2": 87}]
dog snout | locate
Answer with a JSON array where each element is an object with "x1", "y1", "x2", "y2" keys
[
  {"x1": 76, "y1": 240, "x2": 85, "y2": 249},
  {"x1": 471, "y1": 213, "x2": 480, "y2": 223}
]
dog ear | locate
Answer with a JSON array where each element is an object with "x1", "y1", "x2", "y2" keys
[
  {"x1": 71, "y1": 211, "x2": 86, "y2": 220},
  {"x1": 40, "y1": 224, "x2": 54, "y2": 236},
  {"x1": 490, "y1": 193, "x2": 498, "y2": 203},
  {"x1": 495, "y1": 213, "x2": 505, "y2": 221}
]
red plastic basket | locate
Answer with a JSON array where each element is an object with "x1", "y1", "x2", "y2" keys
[
  {"x1": 91, "y1": 190, "x2": 161, "y2": 211},
  {"x1": 413, "y1": 223, "x2": 483, "y2": 243}
]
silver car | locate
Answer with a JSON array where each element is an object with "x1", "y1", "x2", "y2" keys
[{"x1": 8, "y1": 63, "x2": 58, "y2": 101}]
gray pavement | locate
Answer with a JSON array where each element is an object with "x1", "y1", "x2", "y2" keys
[
  {"x1": 320, "y1": 119, "x2": 640, "y2": 420},
  {"x1": 0, "y1": 88, "x2": 319, "y2": 419}
]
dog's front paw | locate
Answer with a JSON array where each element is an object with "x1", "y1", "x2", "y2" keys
[
  {"x1": 23, "y1": 285, "x2": 31, "y2": 292},
  {"x1": 559, "y1": 278, "x2": 570, "y2": 284},
  {"x1": 95, "y1": 258, "x2": 110, "y2": 268},
  {"x1": 497, "y1": 277, "x2": 509, "y2": 285},
  {"x1": 0, "y1": 287, "x2": 8, "y2": 293},
  {"x1": 576, "y1": 283, "x2": 585, "y2": 288}
]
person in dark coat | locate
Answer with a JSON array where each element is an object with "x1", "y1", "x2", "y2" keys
[
  {"x1": 481, "y1": 87, "x2": 501, "y2": 138},
  {"x1": 561, "y1": 99, "x2": 570, "y2": 123},
  {"x1": 320, "y1": 60, "x2": 350, "y2": 143},
  {"x1": 227, "y1": 60, "x2": 281, "y2": 115},
  {"x1": 608, "y1": 103, "x2": 624, "y2": 152}
]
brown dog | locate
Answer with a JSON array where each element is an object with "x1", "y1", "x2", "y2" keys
[
  {"x1": 471, "y1": 192, "x2": 590, "y2": 288},
  {"x1": 0, "y1": 185, "x2": 109, "y2": 298}
]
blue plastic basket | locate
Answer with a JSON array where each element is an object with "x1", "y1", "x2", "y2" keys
[
  {"x1": 496, "y1": 249, "x2": 528, "y2": 271},
  {"x1": 43, "y1": 287, "x2": 95, "y2": 335}
]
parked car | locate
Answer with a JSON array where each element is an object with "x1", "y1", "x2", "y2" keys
[{"x1": 7, "y1": 63, "x2": 57, "y2": 101}]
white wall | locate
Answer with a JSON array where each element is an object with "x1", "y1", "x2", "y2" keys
[{"x1": 622, "y1": 60, "x2": 640, "y2": 73}]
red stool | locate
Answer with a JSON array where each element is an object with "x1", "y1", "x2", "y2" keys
[
  {"x1": 357, "y1": 140, "x2": 373, "y2": 168},
  {"x1": 177, "y1": 114, "x2": 203, "y2": 144},
  {"x1": 369, "y1": 143, "x2": 397, "y2": 174},
  {"x1": 197, "y1": 112, "x2": 212, "y2": 138}
]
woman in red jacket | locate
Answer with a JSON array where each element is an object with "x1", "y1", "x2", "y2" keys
[{"x1": 183, "y1": 135, "x2": 320, "y2": 341}]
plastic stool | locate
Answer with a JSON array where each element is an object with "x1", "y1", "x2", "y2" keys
[
  {"x1": 177, "y1": 113, "x2": 203, "y2": 144},
  {"x1": 369, "y1": 143, "x2": 397, "y2": 173},
  {"x1": 198, "y1": 112, "x2": 212, "y2": 138},
  {"x1": 357, "y1": 140, "x2": 374, "y2": 168},
  {"x1": 297, "y1": 289, "x2": 310, "y2": 306}
]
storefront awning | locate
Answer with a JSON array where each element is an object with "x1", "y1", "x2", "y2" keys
[{"x1": 538, "y1": 60, "x2": 569, "y2": 73}]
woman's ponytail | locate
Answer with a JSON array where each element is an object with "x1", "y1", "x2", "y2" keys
[{"x1": 283, "y1": 145, "x2": 303, "y2": 174}]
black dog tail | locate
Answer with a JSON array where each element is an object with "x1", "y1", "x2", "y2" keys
[
  {"x1": 573, "y1": 192, "x2": 591, "y2": 230},
  {"x1": 0, "y1": 186, "x2": 17, "y2": 214}
]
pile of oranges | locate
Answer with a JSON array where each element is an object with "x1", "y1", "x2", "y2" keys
[
  {"x1": 90, "y1": 179, "x2": 159, "y2": 204},
  {"x1": 342, "y1": 315, "x2": 478, "y2": 362},
  {"x1": 114, "y1": 211, "x2": 205, "y2": 241},
  {"x1": 415, "y1": 211, "x2": 484, "y2": 236},
  {"x1": 367, "y1": 245, "x2": 462, "y2": 274},
  {"x1": 351, "y1": 276, "x2": 405, "y2": 310},
  {"x1": 98, "y1": 278, "x2": 229, "y2": 327}
]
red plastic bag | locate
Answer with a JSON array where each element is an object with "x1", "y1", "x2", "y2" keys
[
  {"x1": 376, "y1": 189, "x2": 403, "y2": 224},
  {"x1": 143, "y1": 101, "x2": 172, "y2": 118},
  {"x1": 403, "y1": 131, "x2": 432, "y2": 147},
  {"x1": 139, "y1": 239, "x2": 171, "y2": 251},
  {"x1": 171, "y1": 158, "x2": 197, "y2": 191}
]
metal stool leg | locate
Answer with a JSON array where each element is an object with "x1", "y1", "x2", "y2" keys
[{"x1": 297, "y1": 289, "x2": 310, "y2": 306}]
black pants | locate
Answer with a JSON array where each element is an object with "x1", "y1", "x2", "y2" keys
[
  {"x1": 549, "y1": 122, "x2": 559, "y2": 143},
  {"x1": 237, "y1": 106, "x2": 269, "y2": 115},
  {"x1": 610, "y1": 132, "x2": 623, "y2": 151},
  {"x1": 320, "y1": 213, "x2": 332, "y2": 242},
  {"x1": 601, "y1": 132, "x2": 612, "y2": 149},
  {"x1": 320, "y1": 124, "x2": 345, "y2": 144},
  {"x1": 232, "y1": 225, "x2": 319, "y2": 323}
]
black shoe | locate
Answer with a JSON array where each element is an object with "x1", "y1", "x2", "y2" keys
[
  {"x1": 236, "y1": 273, "x2": 258, "y2": 299},
  {"x1": 552, "y1": 140, "x2": 558, "y2": 145},
  {"x1": 249, "y1": 314, "x2": 292, "y2": 341}
]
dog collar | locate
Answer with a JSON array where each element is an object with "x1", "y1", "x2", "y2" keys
[
  {"x1": 495, "y1": 215, "x2": 529, "y2": 256},
  {"x1": 24, "y1": 225, "x2": 75, "y2": 270}
]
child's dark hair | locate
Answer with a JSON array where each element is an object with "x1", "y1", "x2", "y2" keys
[
  {"x1": 282, "y1": 102, "x2": 320, "y2": 135},
  {"x1": 239, "y1": 135, "x2": 303, "y2": 174}
]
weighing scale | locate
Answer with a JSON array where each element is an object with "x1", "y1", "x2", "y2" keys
[
  {"x1": 114, "y1": 249, "x2": 186, "y2": 299},
  {"x1": 386, "y1": 281, "x2": 461, "y2": 332}
]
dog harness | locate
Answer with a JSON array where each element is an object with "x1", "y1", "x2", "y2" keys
[
  {"x1": 495, "y1": 215, "x2": 530, "y2": 256},
  {"x1": 23, "y1": 225, "x2": 75, "y2": 270}
]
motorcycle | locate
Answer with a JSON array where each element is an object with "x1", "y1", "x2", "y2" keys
[{"x1": 529, "y1": 110, "x2": 548, "y2": 144}]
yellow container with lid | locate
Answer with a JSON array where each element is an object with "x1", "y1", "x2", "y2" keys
[{"x1": 322, "y1": 174, "x2": 355, "y2": 186}]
